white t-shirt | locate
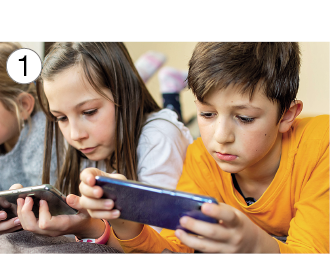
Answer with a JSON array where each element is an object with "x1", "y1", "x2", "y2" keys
[{"x1": 83, "y1": 109, "x2": 193, "y2": 187}]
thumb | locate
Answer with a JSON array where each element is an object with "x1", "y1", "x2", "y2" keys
[
  {"x1": 66, "y1": 194, "x2": 83, "y2": 210},
  {"x1": 9, "y1": 184, "x2": 23, "y2": 190}
]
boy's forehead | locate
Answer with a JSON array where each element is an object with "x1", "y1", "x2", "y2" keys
[{"x1": 196, "y1": 84, "x2": 273, "y2": 110}]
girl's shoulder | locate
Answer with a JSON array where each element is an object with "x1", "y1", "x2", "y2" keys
[{"x1": 142, "y1": 109, "x2": 193, "y2": 143}]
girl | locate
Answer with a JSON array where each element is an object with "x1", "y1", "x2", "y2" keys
[
  {"x1": 0, "y1": 42, "x2": 57, "y2": 234},
  {"x1": 16, "y1": 42, "x2": 192, "y2": 246}
]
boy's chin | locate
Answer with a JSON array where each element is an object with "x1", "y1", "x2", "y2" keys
[{"x1": 215, "y1": 160, "x2": 243, "y2": 174}]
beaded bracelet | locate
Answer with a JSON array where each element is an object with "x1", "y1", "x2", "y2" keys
[{"x1": 75, "y1": 219, "x2": 110, "y2": 244}]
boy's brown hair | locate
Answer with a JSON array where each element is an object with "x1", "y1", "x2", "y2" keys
[{"x1": 187, "y1": 42, "x2": 301, "y2": 122}]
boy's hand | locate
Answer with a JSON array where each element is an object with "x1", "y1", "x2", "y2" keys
[
  {"x1": 175, "y1": 203, "x2": 279, "y2": 253},
  {"x1": 16, "y1": 194, "x2": 105, "y2": 238},
  {"x1": 79, "y1": 167, "x2": 126, "y2": 220}
]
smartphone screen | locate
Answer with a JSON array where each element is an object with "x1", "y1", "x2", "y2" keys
[{"x1": 0, "y1": 185, "x2": 78, "y2": 220}]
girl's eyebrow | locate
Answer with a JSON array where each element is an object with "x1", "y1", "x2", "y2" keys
[
  {"x1": 50, "y1": 98, "x2": 101, "y2": 114},
  {"x1": 74, "y1": 98, "x2": 100, "y2": 109}
]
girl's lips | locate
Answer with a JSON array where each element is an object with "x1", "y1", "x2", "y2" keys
[
  {"x1": 215, "y1": 152, "x2": 237, "y2": 161},
  {"x1": 80, "y1": 147, "x2": 96, "y2": 154}
]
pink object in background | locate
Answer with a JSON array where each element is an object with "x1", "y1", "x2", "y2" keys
[
  {"x1": 135, "y1": 51, "x2": 166, "y2": 83},
  {"x1": 158, "y1": 66, "x2": 188, "y2": 94}
]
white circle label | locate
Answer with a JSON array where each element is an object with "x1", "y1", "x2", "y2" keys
[{"x1": 6, "y1": 48, "x2": 42, "y2": 84}]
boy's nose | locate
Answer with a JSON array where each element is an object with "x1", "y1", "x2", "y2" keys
[{"x1": 213, "y1": 119, "x2": 235, "y2": 144}]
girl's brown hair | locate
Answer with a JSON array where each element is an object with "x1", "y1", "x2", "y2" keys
[
  {"x1": 38, "y1": 42, "x2": 160, "y2": 195},
  {"x1": 0, "y1": 42, "x2": 40, "y2": 153}
]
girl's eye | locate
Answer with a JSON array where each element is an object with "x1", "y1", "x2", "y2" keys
[
  {"x1": 55, "y1": 116, "x2": 67, "y2": 122},
  {"x1": 236, "y1": 115, "x2": 255, "y2": 124},
  {"x1": 200, "y1": 112, "x2": 216, "y2": 119},
  {"x1": 83, "y1": 109, "x2": 97, "y2": 116}
]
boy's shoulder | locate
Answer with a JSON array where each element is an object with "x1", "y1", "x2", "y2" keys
[{"x1": 292, "y1": 115, "x2": 329, "y2": 141}]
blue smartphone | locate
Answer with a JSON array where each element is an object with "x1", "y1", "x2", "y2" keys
[{"x1": 95, "y1": 176, "x2": 218, "y2": 232}]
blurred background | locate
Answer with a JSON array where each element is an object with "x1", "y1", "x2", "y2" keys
[{"x1": 20, "y1": 42, "x2": 329, "y2": 138}]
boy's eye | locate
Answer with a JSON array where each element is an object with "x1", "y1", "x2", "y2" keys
[
  {"x1": 236, "y1": 115, "x2": 255, "y2": 124},
  {"x1": 55, "y1": 116, "x2": 67, "y2": 122},
  {"x1": 200, "y1": 112, "x2": 216, "y2": 119},
  {"x1": 83, "y1": 109, "x2": 97, "y2": 116}
]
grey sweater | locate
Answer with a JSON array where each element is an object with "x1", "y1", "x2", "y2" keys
[{"x1": 0, "y1": 111, "x2": 57, "y2": 190}]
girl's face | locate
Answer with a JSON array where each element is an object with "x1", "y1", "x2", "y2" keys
[
  {"x1": 0, "y1": 100, "x2": 20, "y2": 152},
  {"x1": 43, "y1": 65, "x2": 116, "y2": 161}
]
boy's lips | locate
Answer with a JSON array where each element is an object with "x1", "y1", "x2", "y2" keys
[
  {"x1": 80, "y1": 146, "x2": 97, "y2": 154},
  {"x1": 215, "y1": 152, "x2": 237, "y2": 161}
]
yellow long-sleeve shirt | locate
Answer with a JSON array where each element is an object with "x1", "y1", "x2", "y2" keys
[{"x1": 117, "y1": 115, "x2": 329, "y2": 253}]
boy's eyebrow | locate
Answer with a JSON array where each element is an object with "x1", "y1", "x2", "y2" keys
[
  {"x1": 196, "y1": 100, "x2": 212, "y2": 106},
  {"x1": 231, "y1": 104, "x2": 262, "y2": 110},
  {"x1": 50, "y1": 98, "x2": 100, "y2": 113}
]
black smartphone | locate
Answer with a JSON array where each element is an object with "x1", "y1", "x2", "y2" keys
[
  {"x1": 95, "y1": 176, "x2": 219, "y2": 233},
  {"x1": 0, "y1": 184, "x2": 78, "y2": 220}
]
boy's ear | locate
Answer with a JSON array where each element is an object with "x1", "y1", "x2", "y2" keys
[
  {"x1": 17, "y1": 92, "x2": 35, "y2": 120},
  {"x1": 278, "y1": 100, "x2": 303, "y2": 133}
]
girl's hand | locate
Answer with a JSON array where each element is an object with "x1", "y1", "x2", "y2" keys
[
  {"x1": 16, "y1": 194, "x2": 105, "y2": 238},
  {"x1": 0, "y1": 184, "x2": 23, "y2": 234},
  {"x1": 79, "y1": 167, "x2": 127, "y2": 220},
  {"x1": 175, "y1": 203, "x2": 279, "y2": 253},
  {"x1": 79, "y1": 168, "x2": 144, "y2": 241}
]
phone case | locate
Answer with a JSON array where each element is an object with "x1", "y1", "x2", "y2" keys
[
  {"x1": 95, "y1": 176, "x2": 219, "y2": 232},
  {"x1": 0, "y1": 184, "x2": 78, "y2": 220}
]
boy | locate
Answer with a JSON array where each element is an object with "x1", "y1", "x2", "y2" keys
[{"x1": 79, "y1": 42, "x2": 329, "y2": 253}]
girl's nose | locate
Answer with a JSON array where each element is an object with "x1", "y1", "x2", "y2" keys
[{"x1": 70, "y1": 122, "x2": 88, "y2": 141}]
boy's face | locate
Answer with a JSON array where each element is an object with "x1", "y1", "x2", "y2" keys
[{"x1": 196, "y1": 85, "x2": 283, "y2": 175}]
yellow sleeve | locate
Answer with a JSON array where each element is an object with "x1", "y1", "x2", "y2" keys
[{"x1": 278, "y1": 136, "x2": 329, "y2": 253}]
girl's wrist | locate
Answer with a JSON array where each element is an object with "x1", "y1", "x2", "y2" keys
[
  {"x1": 75, "y1": 219, "x2": 110, "y2": 244},
  {"x1": 74, "y1": 218, "x2": 105, "y2": 239}
]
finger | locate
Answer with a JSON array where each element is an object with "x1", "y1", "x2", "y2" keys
[
  {"x1": 0, "y1": 211, "x2": 7, "y2": 221},
  {"x1": 66, "y1": 194, "x2": 83, "y2": 210},
  {"x1": 0, "y1": 217, "x2": 22, "y2": 233},
  {"x1": 16, "y1": 198, "x2": 25, "y2": 219},
  {"x1": 38, "y1": 200, "x2": 69, "y2": 233},
  {"x1": 87, "y1": 209, "x2": 120, "y2": 220},
  {"x1": 9, "y1": 184, "x2": 23, "y2": 190},
  {"x1": 80, "y1": 167, "x2": 108, "y2": 186},
  {"x1": 179, "y1": 216, "x2": 230, "y2": 241},
  {"x1": 79, "y1": 195, "x2": 114, "y2": 210},
  {"x1": 38, "y1": 200, "x2": 52, "y2": 225},
  {"x1": 79, "y1": 181, "x2": 103, "y2": 198},
  {"x1": 175, "y1": 229, "x2": 226, "y2": 253},
  {"x1": 109, "y1": 174, "x2": 127, "y2": 181},
  {"x1": 202, "y1": 203, "x2": 240, "y2": 227},
  {"x1": 19, "y1": 197, "x2": 39, "y2": 231}
]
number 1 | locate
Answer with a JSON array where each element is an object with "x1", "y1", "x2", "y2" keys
[{"x1": 19, "y1": 55, "x2": 27, "y2": 76}]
